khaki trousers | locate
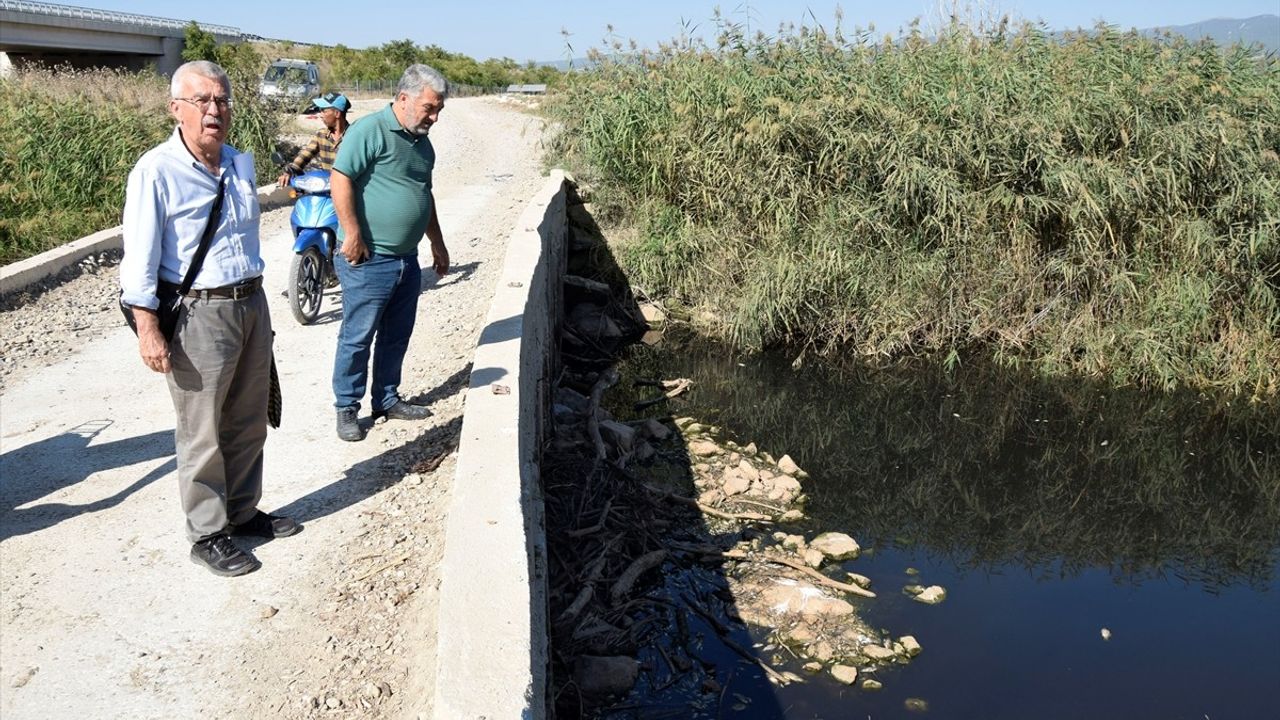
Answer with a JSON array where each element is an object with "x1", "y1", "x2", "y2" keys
[{"x1": 166, "y1": 288, "x2": 272, "y2": 542}]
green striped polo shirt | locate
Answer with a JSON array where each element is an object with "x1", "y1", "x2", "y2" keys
[{"x1": 332, "y1": 103, "x2": 435, "y2": 256}]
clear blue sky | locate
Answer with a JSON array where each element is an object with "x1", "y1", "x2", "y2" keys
[{"x1": 50, "y1": 0, "x2": 1280, "y2": 63}]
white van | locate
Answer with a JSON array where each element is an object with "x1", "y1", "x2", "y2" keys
[{"x1": 259, "y1": 59, "x2": 320, "y2": 98}]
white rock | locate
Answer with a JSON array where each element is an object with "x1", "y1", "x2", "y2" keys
[
  {"x1": 773, "y1": 475, "x2": 802, "y2": 494},
  {"x1": 809, "y1": 640, "x2": 835, "y2": 662},
  {"x1": 863, "y1": 644, "x2": 897, "y2": 661},
  {"x1": 846, "y1": 572, "x2": 872, "y2": 589},
  {"x1": 784, "y1": 625, "x2": 816, "y2": 644},
  {"x1": 639, "y1": 302, "x2": 666, "y2": 324},
  {"x1": 831, "y1": 664, "x2": 859, "y2": 685},
  {"x1": 778, "y1": 454, "x2": 802, "y2": 475},
  {"x1": 810, "y1": 532, "x2": 861, "y2": 560},
  {"x1": 698, "y1": 489, "x2": 724, "y2": 506},
  {"x1": 737, "y1": 460, "x2": 760, "y2": 482},
  {"x1": 913, "y1": 586, "x2": 947, "y2": 605},
  {"x1": 802, "y1": 548, "x2": 825, "y2": 568},
  {"x1": 760, "y1": 580, "x2": 853, "y2": 619},
  {"x1": 900, "y1": 635, "x2": 923, "y2": 656},
  {"x1": 722, "y1": 471, "x2": 750, "y2": 496},
  {"x1": 688, "y1": 440, "x2": 720, "y2": 456}
]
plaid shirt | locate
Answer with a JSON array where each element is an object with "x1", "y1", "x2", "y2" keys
[{"x1": 288, "y1": 127, "x2": 342, "y2": 173}]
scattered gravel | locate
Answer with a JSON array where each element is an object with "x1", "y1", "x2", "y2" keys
[{"x1": 0, "y1": 253, "x2": 124, "y2": 391}]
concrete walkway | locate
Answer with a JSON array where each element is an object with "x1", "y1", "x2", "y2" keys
[{"x1": 0, "y1": 96, "x2": 550, "y2": 720}]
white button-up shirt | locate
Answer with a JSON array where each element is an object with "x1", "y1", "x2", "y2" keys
[{"x1": 119, "y1": 127, "x2": 265, "y2": 309}]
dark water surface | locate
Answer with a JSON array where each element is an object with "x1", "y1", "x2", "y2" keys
[{"x1": 614, "y1": 334, "x2": 1280, "y2": 719}]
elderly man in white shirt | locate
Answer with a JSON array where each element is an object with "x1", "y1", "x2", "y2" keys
[{"x1": 120, "y1": 60, "x2": 298, "y2": 577}]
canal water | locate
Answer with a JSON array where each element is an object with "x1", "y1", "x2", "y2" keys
[{"x1": 612, "y1": 332, "x2": 1280, "y2": 719}]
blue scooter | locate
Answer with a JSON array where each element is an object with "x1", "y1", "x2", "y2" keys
[{"x1": 282, "y1": 167, "x2": 339, "y2": 324}]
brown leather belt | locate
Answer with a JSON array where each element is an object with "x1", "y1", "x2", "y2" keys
[{"x1": 163, "y1": 276, "x2": 263, "y2": 300}]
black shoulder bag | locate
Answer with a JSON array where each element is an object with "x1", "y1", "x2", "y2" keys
[{"x1": 120, "y1": 177, "x2": 229, "y2": 342}]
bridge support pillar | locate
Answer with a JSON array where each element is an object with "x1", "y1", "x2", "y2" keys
[{"x1": 157, "y1": 36, "x2": 184, "y2": 77}]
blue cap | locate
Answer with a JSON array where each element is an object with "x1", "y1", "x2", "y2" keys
[{"x1": 312, "y1": 92, "x2": 350, "y2": 112}]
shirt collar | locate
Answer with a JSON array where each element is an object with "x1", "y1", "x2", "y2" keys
[{"x1": 167, "y1": 126, "x2": 233, "y2": 175}]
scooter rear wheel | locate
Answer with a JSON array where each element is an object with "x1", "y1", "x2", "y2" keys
[{"x1": 289, "y1": 247, "x2": 325, "y2": 325}]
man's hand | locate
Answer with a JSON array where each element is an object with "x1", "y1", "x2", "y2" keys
[
  {"x1": 133, "y1": 308, "x2": 171, "y2": 374},
  {"x1": 430, "y1": 240, "x2": 450, "y2": 276},
  {"x1": 341, "y1": 234, "x2": 370, "y2": 264},
  {"x1": 276, "y1": 171, "x2": 292, "y2": 188}
]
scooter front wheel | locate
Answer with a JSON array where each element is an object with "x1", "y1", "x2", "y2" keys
[{"x1": 289, "y1": 247, "x2": 325, "y2": 325}]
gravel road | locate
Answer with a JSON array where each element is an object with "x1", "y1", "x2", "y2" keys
[{"x1": 0, "y1": 95, "x2": 548, "y2": 720}]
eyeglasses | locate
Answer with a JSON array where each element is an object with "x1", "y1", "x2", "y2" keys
[{"x1": 175, "y1": 95, "x2": 234, "y2": 112}]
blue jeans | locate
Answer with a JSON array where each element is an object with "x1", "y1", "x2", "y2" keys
[{"x1": 332, "y1": 252, "x2": 421, "y2": 412}]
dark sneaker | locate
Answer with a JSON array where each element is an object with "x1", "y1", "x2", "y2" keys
[
  {"x1": 190, "y1": 534, "x2": 260, "y2": 577},
  {"x1": 336, "y1": 407, "x2": 365, "y2": 441},
  {"x1": 232, "y1": 510, "x2": 301, "y2": 539},
  {"x1": 372, "y1": 399, "x2": 432, "y2": 421}
]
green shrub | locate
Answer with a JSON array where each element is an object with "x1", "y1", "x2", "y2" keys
[
  {"x1": 547, "y1": 21, "x2": 1280, "y2": 398},
  {"x1": 0, "y1": 67, "x2": 172, "y2": 264},
  {"x1": 0, "y1": 61, "x2": 287, "y2": 265}
]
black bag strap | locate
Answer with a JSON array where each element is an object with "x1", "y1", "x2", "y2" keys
[{"x1": 177, "y1": 175, "x2": 230, "y2": 295}]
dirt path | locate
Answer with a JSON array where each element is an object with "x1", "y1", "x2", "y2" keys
[{"x1": 0, "y1": 96, "x2": 548, "y2": 720}]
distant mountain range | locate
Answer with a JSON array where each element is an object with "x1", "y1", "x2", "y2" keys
[
  {"x1": 535, "y1": 14, "x2": 1279, "y2": 68},
  {"x1": 1143, "y1": 14, "x2": 1279, "y2": 52}
]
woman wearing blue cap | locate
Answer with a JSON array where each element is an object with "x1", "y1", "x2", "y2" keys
[{"x1": 277, "y1": 92, "x2": 351, "y2": 186}]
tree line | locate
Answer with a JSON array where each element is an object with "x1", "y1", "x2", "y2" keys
[{"x1": 186, "y1": 23, "x2": 561, "y2": 90}]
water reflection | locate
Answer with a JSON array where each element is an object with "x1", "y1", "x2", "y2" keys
[
  {"x1": 622, "y1": 332, "x2": 1280, "y2": 592},
  {"x1": 613, "y1": 332, "x2": 1280, "y2": 718}
]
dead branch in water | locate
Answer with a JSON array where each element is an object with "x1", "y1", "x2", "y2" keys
[
  {"x1": 644, "y1": 484, "x2": 774, "y2": 523},
  {"x1": 609, "y1": 549, "x2": 667, "y2": 604},
  {"x1": 558, "y1": 538, "x2": 618, "y2": 624},
  {"x1": 567, "y1": 497, "x2": 613, "y2": 538},
  {"x1": 718, "y1": 549, "x2": 876, "y2": 598},
  {"x1": 680, "y1": 592, "x2": 795, "y2": 687},
  {"x1": 587, "y1": 367, "x2": 620, "y2": 462},
  {"x1": 633, "y1": 378, "x2": 693, "y2": 411}
]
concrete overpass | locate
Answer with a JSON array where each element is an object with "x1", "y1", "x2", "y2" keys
[{"x1": 0, "y1": 0, "x2": 243, "y2": 76}]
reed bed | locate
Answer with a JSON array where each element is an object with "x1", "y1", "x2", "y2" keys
[
  {"x1": 547, "y1": 21, "x2": 1280, "y2": 398},
  {"x1": 0, "y1": 65, "x2": 286, "y2": 264}
]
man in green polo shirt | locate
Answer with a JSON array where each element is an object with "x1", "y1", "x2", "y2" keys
[{"x1": 330, "y1": 63, "x2": 450, "y2": 442}]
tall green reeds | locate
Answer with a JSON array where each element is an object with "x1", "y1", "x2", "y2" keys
[
  {"x1": 0, "y1": 68, "x2": 171, "y2": 264},
  {"x1": 0, "y1": 64, "x2": 286, "y2": 265},
  {"x1": 547, "y1": 21, "x2": 1280, "y2": 398}
]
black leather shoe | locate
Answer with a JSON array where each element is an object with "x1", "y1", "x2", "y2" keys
[
  {"x1": 232, "y1": 510, "x2": 300, "y2": 539},
  {"x1": 336, "y1": 407, "x2": 365, "y2": 441},
  {"x1": 372, "y1": 399, "x2": 431, "y2": 421},
  {"x1": 190, "y1": 534, "x2": 260, "y2": 577}
]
